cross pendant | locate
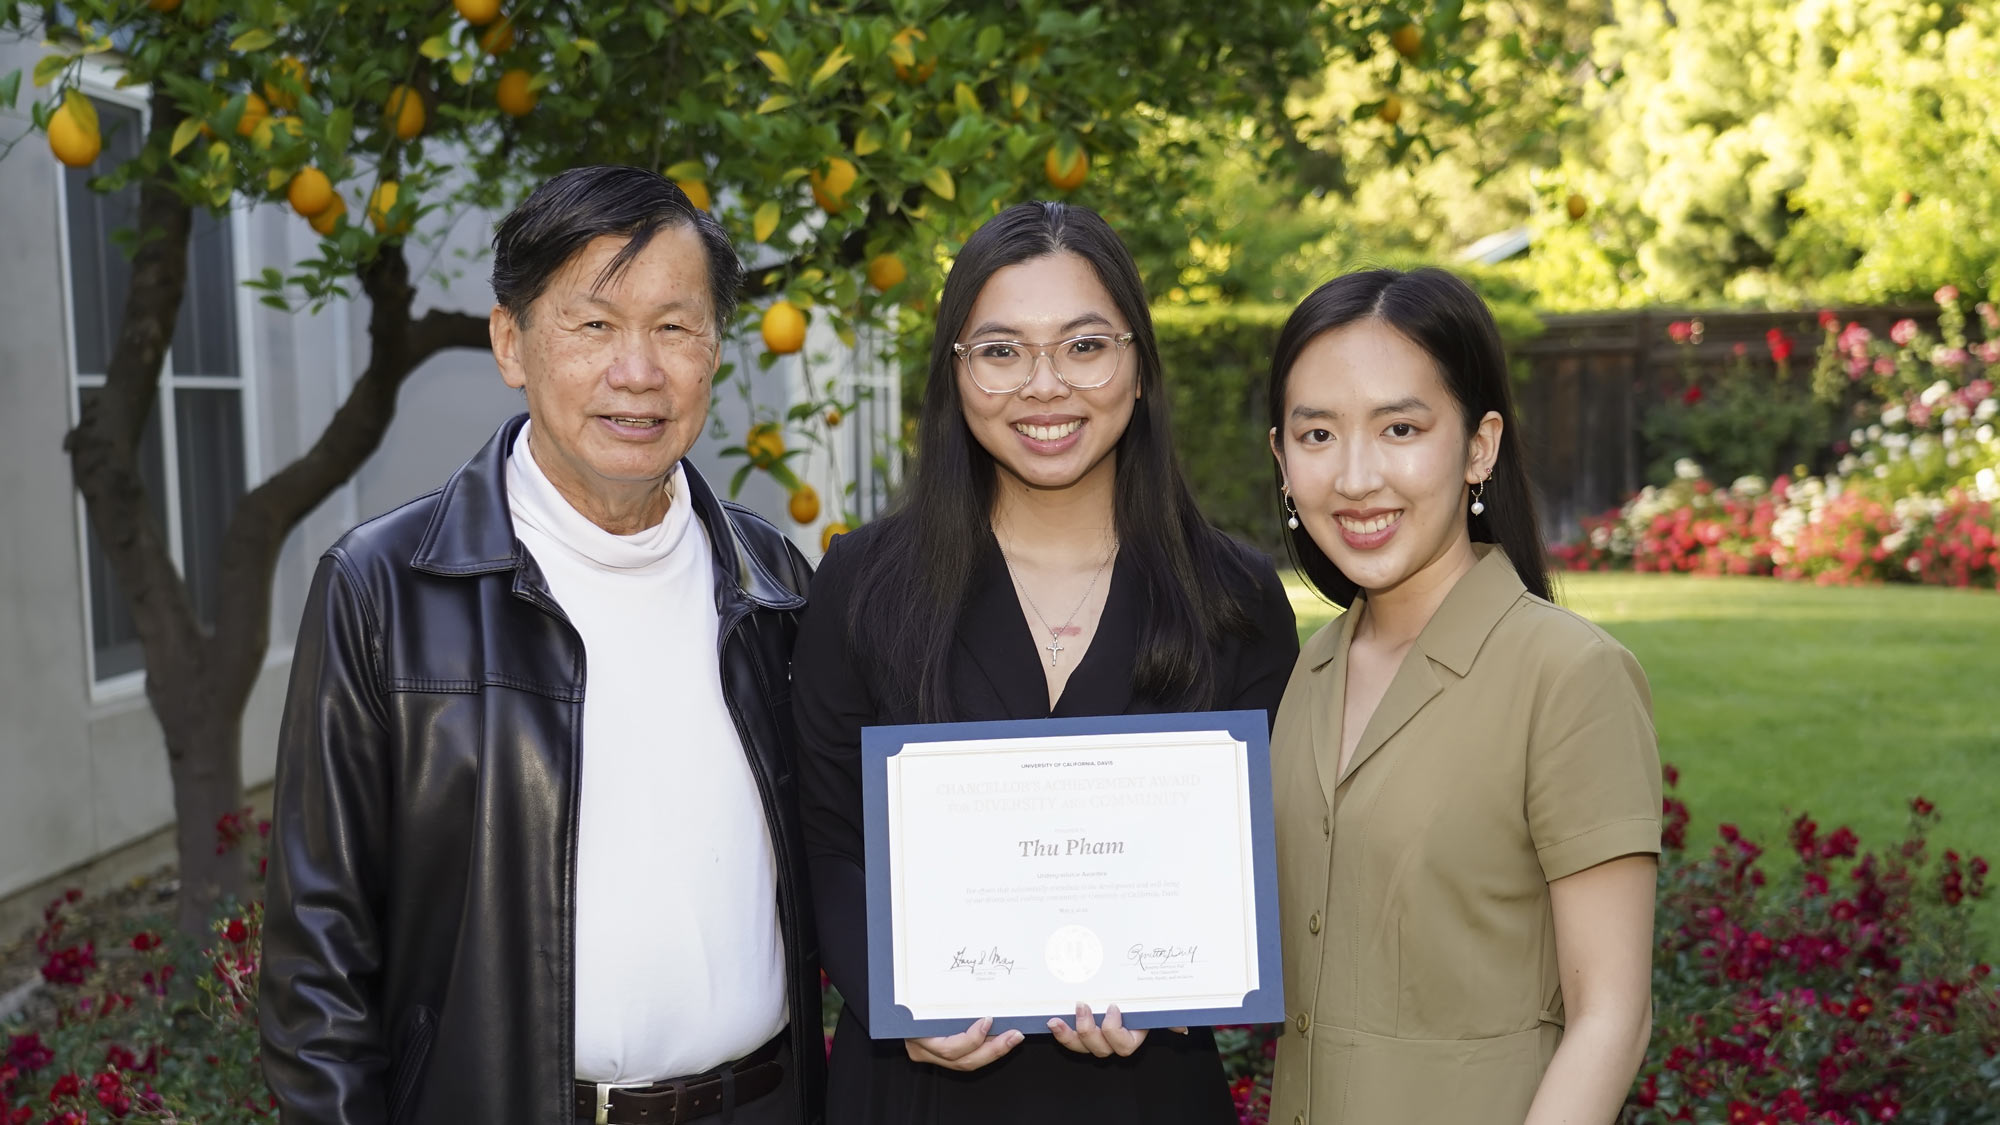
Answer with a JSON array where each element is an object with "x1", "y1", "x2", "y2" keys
[{"x1": 1046, "y1": 636, "x2": 1064, "y2": 667}]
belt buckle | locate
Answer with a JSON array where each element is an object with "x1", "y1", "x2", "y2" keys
[{"x1": 593, "y1": 1082, "x2": 614, "y2": 1125}]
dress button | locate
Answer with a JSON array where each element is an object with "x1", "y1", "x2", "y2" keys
[
  {"x1": 1294, "y1": 1011, "x2": 1311, "y2": 1034},
  {"x1": 1294, "y1": 1116, "x2": 1306, "y2": 1125},
  {"x1": 1321, "y1": 816, "x2": 1331, "y2": 839},
  {"x1": 1308, "y1": 911, "x2": 1321, "y2": 935}
]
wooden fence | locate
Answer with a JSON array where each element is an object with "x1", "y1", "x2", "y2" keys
[{"x1": 1514, "y1": 305, "x2": 1933, "y2": 541}]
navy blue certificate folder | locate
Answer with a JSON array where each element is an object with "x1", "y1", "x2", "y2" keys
[{"x1": 859, "y1": 709, "x2": 1284, "y2": 1039}]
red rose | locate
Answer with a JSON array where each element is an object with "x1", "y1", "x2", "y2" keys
[
  {"x1": 1668, "y1": 320, "x2": 1693, "y2": 343},
  {"x1": 224, "y1": 918, "x2": 250, "y2": 944},
  {"x1": 49, "y1": 1072, "x2": 82, "y2": 1100},
  {"x1": 130, "y1": 932, "x2": 161, "y2": 953}
]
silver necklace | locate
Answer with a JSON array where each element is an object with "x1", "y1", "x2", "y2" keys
[{"x1": 997, "y1": 537, "x2": 1118, "y2": 668}]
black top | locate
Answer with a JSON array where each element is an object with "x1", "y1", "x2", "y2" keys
[{"x1": 793, "y1": 519, "x2": 1300, "y2": 1125}]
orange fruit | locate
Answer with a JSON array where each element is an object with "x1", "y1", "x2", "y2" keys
[
  {"x1": 385, "y1": 85, "x2": 425, "y2": 140},
  {"x1": 287, "y1": 168, "x2": 335, "y2": 217},
  {"x1": 1378, "y1": 95, "x2": 1403, "y2": 125},
  {"x1": 890, "y1": 28, "x2": 934, "y2": 83},
  {"x1": 746, "y1": 423, "x2": 785, "y2": 466},
  {"x1": 236, "y1": 92, "x2": 269, "y2": 138},
  {"x1": 495, "y1": 69, "x2": 537, "y2": 116},
  {"x1": 676, "y1": 179, "x2": 710, "y2": 211},
  {"x1": 265, "y1": 56, "x2": 308, "y2": 110},
  {"x1": 309, "y1": 194, "x2": 347, "y2": 235},
  {"x1": 1391, "y1": 25, "x2": 1423, "y2": 59},
  {"x1": 788, "y1": 485, "x2": 821, "y2": 525},
  {"x1": 866, "y1": 253, "x2": 906, "y2": 292},
  {"x1": 761, "y1": 301, "x2": 807, "y2": 354},
  {"x1": 481, "y1": 18, "x2": 516, "y2": 55},
  {"x1": 1565, "y1": 192, "x2": 1589, "y2": 221},
  {"x1": 1043, "y1": 144, "x2": 1088, "y2": 191},
  {"x1": 820, "y1": 521, "x2": 850, "y2": 552},
  {"x1": 455, "y1": 0, "x2": 502, "y2": 26},
  {"x1": 810, "y1": 157, "x2": 858, "y2": 214},
  {"x1": 368, "y1": 181, "x2": 407, "y2": 234},
  {"x1": 824, "y1": 408, "x2": 842, "y2": 427},
  {"x1": 47, "y1": 101, "x2": 101, "y2": 168}
]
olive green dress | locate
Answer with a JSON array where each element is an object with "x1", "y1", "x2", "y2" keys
[{"x1": 1269, "y1": 546, "x2": 1662, "y2": 1125}]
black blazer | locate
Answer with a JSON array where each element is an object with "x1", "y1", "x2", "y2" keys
[{"x1": 793, "y1": 518, "x2": 1299, "y2": 1125}]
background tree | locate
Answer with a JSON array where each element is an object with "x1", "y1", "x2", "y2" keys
[{"x1": 0, "y1": 0, "x2": 1499, "y2": 931}]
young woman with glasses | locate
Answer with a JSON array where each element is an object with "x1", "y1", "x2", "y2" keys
[{"x1": 792, "y1": 201, "x2": 1299, "y2": 1125}]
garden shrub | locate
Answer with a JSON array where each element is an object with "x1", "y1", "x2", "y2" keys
[{"x1": 10, "y1": 794, "x2": 1990, "y2": 1124}]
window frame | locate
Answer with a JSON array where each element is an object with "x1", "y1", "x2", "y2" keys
[{"x1": 56, "y1": 61, "x2": 264, "y2": 701}]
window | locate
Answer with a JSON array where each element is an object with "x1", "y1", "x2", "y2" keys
[{"x1": 61, "y1": 92, "x2": 252, "y2": 685}]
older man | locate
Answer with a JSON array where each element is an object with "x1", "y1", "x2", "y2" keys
[{"x1": 261, "y1": 166, "x2": 823, "y2": 1125}]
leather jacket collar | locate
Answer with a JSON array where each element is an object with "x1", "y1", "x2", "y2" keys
[{"x1": 410, "y1": 412, "x2": 804, "y2": 613}]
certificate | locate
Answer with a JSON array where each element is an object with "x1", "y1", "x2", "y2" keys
[{"x1": 860, "y1": 710, "x2": 1283, "y2": 1039}]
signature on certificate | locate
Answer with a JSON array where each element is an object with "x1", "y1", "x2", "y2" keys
[
  {"x1": 947, "y1": 945, "x2": 1018, "y2": 977},
  {"x1": 1127, "y1": 943, "x2": 1199, "y2": 972}
]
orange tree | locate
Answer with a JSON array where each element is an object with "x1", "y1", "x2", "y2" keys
[{"x1": 0, "y1": 0, "x2": 1492, "y2": 932}]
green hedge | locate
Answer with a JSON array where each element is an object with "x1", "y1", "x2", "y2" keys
[{"x1": 1156, "y1": 303, "x2": 1294, "y2": 552}]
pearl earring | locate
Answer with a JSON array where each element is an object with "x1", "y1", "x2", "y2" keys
[
  {"x1": 1284, "y1": 491, "x2": 1301, "y2": 531},
  {"x1": 1469, "y1": 479, "x2": 1488, "y2": 517}
]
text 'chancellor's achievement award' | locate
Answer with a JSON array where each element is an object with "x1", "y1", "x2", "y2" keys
[{"x1": 860, "y1": 710, "x2": 1283, "y2": 1038}]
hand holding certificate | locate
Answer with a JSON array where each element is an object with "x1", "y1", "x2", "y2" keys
[{"x1": 861, "y1": 710, "x2": 1284, "y2": 1039}]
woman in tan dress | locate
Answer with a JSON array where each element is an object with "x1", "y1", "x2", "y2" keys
[{"x1": 1264, "y1": 268, "x2": 1660, "y2": 1125}]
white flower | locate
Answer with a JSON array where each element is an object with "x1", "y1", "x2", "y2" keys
[
  {"x1": 1883, "y1": 529, "x2": 1909, "y2": 554},
  {"x1": 1875, "y1": 464, "x2": 1890, "y2": 478},
  {"x1": 1868, "y1": 424, "x2": 1885, "y2": 440},
  {"x1": 1881, "y1": 406, "x2": 1906, "y2": 428},
  {"x1": 1590, "y1": 525, "x2": 1611, "y2": 549},
  {"x1": 1731, "y1": 475, "x2": 1767, "y2": 496},
  {"x1": 1945, "y1": 404, "x2": 1971, "y2": 425},
  {"x1": 1977, "y1": 397, "x2": 1999, "y2": 421},
  {"x1": 1674, "y1": 457, "x2": 1703, "y2": 481},
  {"x1": 1976, "y1": 468, "x2": 2000, "y2": 502},
  {"x1": 1978, "y1": 424, "x2": 1996, "y2": 444},
  {"x1": 1920, "y1": 379, "x2": 1951, "y2": 407},
  {"x1": 1838, "y1": 455, "x2": 1859, "y2": 474},
  {"x1": 1851, "y1": 428, "x2": 1868, "y2": 447},
  {"x1": 1909, "y1": 434, "x2": 1935, "y2": 460},
  {"x1": 1946, "y1": 451, "x2": 1961, "y2": 467},
  {"x1": 1884, "y1": 432, "x2": 1911, "y2": 451}
]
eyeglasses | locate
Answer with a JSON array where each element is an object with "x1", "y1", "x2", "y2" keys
[{"x1": 951, "y1": 332, "x2": 1135, "y2": 395}]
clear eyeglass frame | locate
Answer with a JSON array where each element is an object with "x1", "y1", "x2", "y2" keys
[{"x1": 951, "y1": 332, "x2": 1136, "y2": 395}]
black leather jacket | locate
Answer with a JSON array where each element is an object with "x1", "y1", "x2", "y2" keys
[{"x1": 260, "y1": 415, "x2": 825, "y2": 1125}]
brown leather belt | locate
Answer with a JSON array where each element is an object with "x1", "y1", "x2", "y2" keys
[{"x1": 573, "y1": 1033, "x2": 785, "y2": 1125}]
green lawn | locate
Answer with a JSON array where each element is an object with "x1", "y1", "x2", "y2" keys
[{"x1": 1287, "y1": 572, "x2": 2000, "y2": 920}]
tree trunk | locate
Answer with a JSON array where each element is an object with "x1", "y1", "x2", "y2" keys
[{"x1": 159, "y1": 694, "x2": 248, "y2": 935}]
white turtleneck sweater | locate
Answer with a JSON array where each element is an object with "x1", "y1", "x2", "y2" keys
[{"x1": 506, "y1": 423, "x2": 786, "y2": 1084}]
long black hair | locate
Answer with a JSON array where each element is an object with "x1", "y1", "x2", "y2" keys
[
  {"x1": 850, "y1": 201, "x2": 1253, "y2": 721},
  {"x1": 1268, "y1": 267, "x2": 1551, "y2": 608}
]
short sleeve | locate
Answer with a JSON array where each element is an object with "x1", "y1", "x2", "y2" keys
[{"x1": 1526, "y1": 637, "x2": 1663, "y2": 882}]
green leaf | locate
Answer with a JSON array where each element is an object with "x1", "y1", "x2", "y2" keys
[
  {"x1": 974, "y1": 26, "x2": 1004, "y2": 62},
  {"x1": 418, "y1": 35, "x2": 453, "y2": 61},
  {"x1": 808, "y1": 47, "x2": 853, "y2": 89},
  {"x1": 664, "y1": 159, "x2": 707, "y2": 181},
  {"x1": 229, "y1": 28, "x2": 276, "y2": 53},
  {"x1": 0, "y1": 70, "x2": 22, "y2": 110},
  {"x1": 643, "y1": 8, "x2": 669, "y2": 40},
  {"x1": 169, "y1": 116, "x2": 204, "y2": 157},
  {"x1": 756, "y1": 93, "x2": 795, "y2": 114},
  {"x1": 767, "y1": 461, "x2": 803, "y2": 492},
  {"x1": 853, "y1": 127, "x2": 882, "y2": 156},
  {"x1": 61, "y1": 88, "x2": 98, "y2": 134},
  {"x1": 729, "y1": 462, "x2": 754, "y2": 498},
  {"x1": 32, "y1": 53, "x2": 69, "y2": 87},
  {"x1": 450, "y1": 56, "x2": 478, "y2": 85},
  {"x1": 752, "y1": 200, "x2": 781, "y2": 243},
  {"x1": 922, "y1": 166, "x2": 955, "y2": 201},
  {"x1": 260, "y1": 294, "x2": 290, "y2": 310},
  {"x1": 952, "y1": 82, "x2": 980, "y2": 116},
  {"x1": 755, "y1": 50, "x2": 793, "y2": 86}
]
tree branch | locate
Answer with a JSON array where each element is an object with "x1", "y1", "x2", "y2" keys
[
  {"x1": 64, "y1": 88, "x2": 203, "y2": 702},
  {"x1": 208, "y1": 246, "x2": 489, "y2": 697}
]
